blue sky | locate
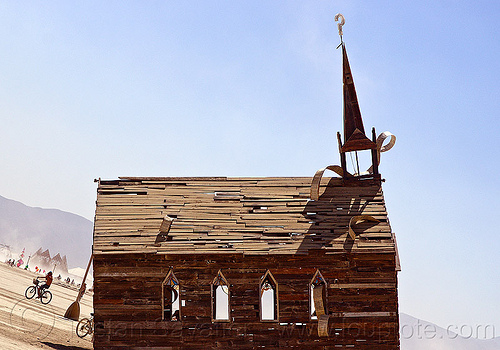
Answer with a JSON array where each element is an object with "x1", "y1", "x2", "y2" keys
[{"x1": 1, "y1": 1, "x2": 499, "y2": 335}]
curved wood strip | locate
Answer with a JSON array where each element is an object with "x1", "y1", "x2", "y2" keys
[
  {"x1": 318, "y1": 314, "x2": 331, "y2": 337},
  {"x1": 348, "y1": 215, "x2": 380, "y2": 240},
  {"x1": 313, "y1": 284, "x2": 326, "y2": 317},
  {"x1": 377, "y1": 131, "x2": 396, "y2": 152},
  {"x1": 310, "y1": 165, "x2": 345, "y2": 200},
  {"x1": 367, "y1": 131, "x2": 396, "y2": 174}
]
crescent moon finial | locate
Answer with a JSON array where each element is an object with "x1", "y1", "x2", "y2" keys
[{"x1": 334, "y1": 13, "x2": 345, "y2": 41}]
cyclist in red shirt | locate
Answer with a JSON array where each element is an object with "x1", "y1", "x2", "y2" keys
[{"x1": 38, "y1": 271, "x2": 53, "y2": 296}]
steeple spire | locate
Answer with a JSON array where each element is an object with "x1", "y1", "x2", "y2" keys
[
  {"x1": 335, "y1": 14, "x2": 378, "y2": 178},
  {"x1": 340, "y1": 43, "x2": 376, "y2": 153},
  {"x1": 310, "y1": 14, "x2": 397, "y2": 196}
]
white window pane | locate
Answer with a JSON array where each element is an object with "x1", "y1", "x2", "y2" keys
[
  {"x1": 261, "y1": 288, "x2": 275, "y2": 320},
  {"x1": 215, "y1": 285, "x2": 229, "y2": 320},
  {"x1": 171, "y1": 286, "x2": 180, "y2": 321},
  {"x1": 310, "y1": 285, "x2": 317, "y2": 319}
]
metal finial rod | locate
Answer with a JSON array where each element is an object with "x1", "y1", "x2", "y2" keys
[{"x1": 335, "y1": 13, "x2": 345, "y2": 44}]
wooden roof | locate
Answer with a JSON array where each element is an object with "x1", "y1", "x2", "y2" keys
[{"x1": 93, "y1": 176, "x2": 396, "y2": 256}]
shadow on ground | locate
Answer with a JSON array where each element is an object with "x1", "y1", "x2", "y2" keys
[{"x1": 41, "y1": 342, "x2": 90, "y2": 350}]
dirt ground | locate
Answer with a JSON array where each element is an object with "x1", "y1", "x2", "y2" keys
[{"x1": 0, "y1": 262, "x2": 93, "y2": 349}]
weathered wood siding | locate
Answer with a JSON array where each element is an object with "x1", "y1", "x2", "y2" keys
[{"x1": 93, "y1": 252, "x2": 399, "y2": 349}]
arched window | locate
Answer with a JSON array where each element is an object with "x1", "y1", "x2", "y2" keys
[
  {"x1": 211, "y1": 270, "x2": 230, "y2": 322},
  {"x1": 260, "y1": 270, "x2": 278, "y2": 321},
  {"x1": 162, "y1": 269, "x2": 180, "y2": 321},
  {"x1": 310, "y1": 269, "x2": 327, "y2": 320}
]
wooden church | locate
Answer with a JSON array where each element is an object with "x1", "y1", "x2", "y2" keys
[{"x1": 92, "y1": 15, "x2": 400, "y2": 350}]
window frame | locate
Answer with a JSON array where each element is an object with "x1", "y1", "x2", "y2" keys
[
  {"x1": 259, "y1": 270, "x2": 279, "y2": 322},
  {"x1": 161, "y1": 269, "x2": 181, "y2": 321},
  {"x1": 211, "y1": 269, "x2": 231, "y2": 323},
  {"x1": 309, "y1": 269, "x2": 327, "y2": 320}
]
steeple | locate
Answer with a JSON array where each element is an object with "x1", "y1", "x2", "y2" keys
[
  {"x1": 310, "y1": 14, "x2": 397, "y2": 198},
  {"x1": 340, "y1": 43, "x2": 377, "y2": 153},
  {"x1": 335, "y1": 14, "x2": 379, "y2": 178}
]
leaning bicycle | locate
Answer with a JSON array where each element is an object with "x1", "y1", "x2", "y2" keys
[
  {"x1": 76, "y1": 313, "x2": 94, "y2": 338},
  {"x1": 25, "y1": 278, "x2": 52, "y2": 304}
]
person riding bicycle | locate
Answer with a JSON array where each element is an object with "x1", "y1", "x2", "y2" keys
[{"x1": 38, "y1": 271, "x2": 53, "y2": 296}]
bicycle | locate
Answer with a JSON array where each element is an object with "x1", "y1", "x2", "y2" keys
[
  {"x1": 25, "y1": 278, "x2": 52, "y2": 304},
  {"x1": 76, "y1": 312, "x2": 94, "y2": 338}
]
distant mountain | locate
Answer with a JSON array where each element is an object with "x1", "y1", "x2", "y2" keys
[
  {"x1": 400, "y1": 313, "x2": 500, "y2": 349},
  {"x1": 0, "y1": 195, "x2": 93, "y2": 269}
]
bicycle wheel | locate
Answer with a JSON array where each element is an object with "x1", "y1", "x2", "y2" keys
[
  {"x1": 76, "y1": 318, "x2": 92, "y2": 338},
  {"x1": 40, "y1": 290, "x2": 52, "y2": 304},
  {"x1": 25, "y1": 286, "x2": 36, "y2": 299}
]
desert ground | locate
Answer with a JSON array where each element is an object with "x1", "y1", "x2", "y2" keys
[{"x1": 0, "y1": 262, "x2": 93, "y2": 350}]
